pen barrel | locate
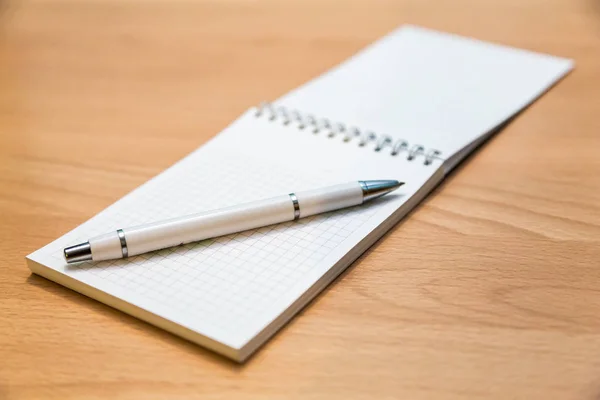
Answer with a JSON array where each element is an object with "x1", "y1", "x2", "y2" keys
[
  {"x1": 122, "y1": 195, "x2": 295, "y2": 257},
  {"x1": 87, "y1": 181, "x2": 365, "y2": 262},
  {"x1": 88, "y1": 195, "x2": 294, "y2": 261}
]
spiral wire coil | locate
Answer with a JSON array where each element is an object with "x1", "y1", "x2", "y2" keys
[{"x1": 254, "y1": 102, "x2": 442, "y2": 166}]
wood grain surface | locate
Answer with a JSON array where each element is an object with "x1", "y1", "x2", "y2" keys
[{"x1": 1, "y1": 0, "x2": 600, "y2": 399}]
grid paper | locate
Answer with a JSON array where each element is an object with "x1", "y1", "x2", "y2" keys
[{"x1": 28, "y1": 109, "x2": 440, "y2": 351}]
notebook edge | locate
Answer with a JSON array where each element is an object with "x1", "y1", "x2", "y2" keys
[{"x1": 24, "y1": 256, "x2": 244, "y2": 363}]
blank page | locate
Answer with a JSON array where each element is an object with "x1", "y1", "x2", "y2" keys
[{"x1": 276, "y1": 25, "x2": 573, "y2": 160}]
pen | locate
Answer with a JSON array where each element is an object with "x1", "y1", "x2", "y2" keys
[{"x1": 64, "y1": 180, "x2": 403, "y2": 263}]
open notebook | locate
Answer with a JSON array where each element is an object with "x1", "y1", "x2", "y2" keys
[{"x1": 26, "y1": 26, "x2": 573, "y2": 362}]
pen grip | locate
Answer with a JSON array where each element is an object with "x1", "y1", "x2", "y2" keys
[{"x1": 294, "y1": 182, "x2": 363, "y2": 218}]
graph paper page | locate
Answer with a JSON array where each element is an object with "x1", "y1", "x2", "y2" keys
[{"x1": 27, "y1": 109, "x2": 442, "y2": 350}]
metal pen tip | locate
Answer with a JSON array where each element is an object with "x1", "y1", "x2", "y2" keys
[
  {"x1": 64, "y1": 242, "x2": 93, "y2": 264},
  {"x1": 359, "y1": 180, "x2": 404, "y2": 202}
]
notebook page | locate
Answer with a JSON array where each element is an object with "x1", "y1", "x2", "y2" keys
[
  {"x1": 275, "y1": 25, "x2": 573, "y2": 162},
  {"x1": 28, "y1": 109, "x2": 442, "y2": 352}
]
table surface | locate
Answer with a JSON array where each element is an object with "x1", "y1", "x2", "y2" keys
[{"x1": 1, "y1": 0, "x2": 600, "y2": 399}]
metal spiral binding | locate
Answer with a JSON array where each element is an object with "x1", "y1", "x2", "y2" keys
[{"x1": 254, "y1": 102, "x2": 443, "y2": 166}]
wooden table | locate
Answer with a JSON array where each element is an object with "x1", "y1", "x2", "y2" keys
[{"x1": 1, "y1": 0, "x2": 599, "y2": 398}]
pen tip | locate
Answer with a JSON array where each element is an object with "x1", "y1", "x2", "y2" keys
[
  {"x1": 391, "y1": 180, "x2": 404, "y2": 190},
  {"x1": 360, "y1": 180, "x2": 404, "y2": 202}
]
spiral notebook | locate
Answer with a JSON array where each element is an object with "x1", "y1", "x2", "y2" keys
[{"x1": 26, "y1": 26, "x2": 572, "y2": 362}]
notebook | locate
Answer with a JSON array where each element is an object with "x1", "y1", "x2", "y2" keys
[{"x1": 26, "y1": 26, "x2": 573, "y2": 362}]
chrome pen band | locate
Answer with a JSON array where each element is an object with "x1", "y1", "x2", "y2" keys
[
  {"x1": 289, "y1": 193, "x2": 300, "y2": 220},
  {"x1": 359, "y1": 180, "x2": 368, "y2": 202},
  {"x1": 117, "y1": 229, "x2": 129, "y2": 258}
]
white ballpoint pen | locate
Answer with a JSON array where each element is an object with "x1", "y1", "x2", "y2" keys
[{"x1": 63, "y1": 180, "x2": 403, "y2": 264}]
